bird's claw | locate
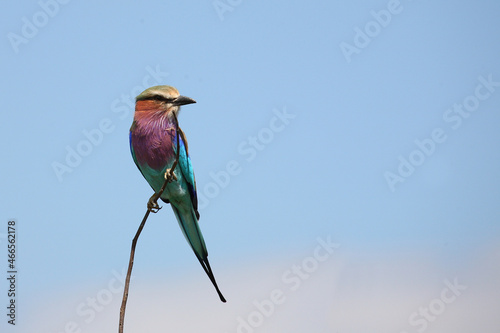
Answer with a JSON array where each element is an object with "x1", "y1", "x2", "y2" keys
[
  {"x1": 147, "y1": 195, "x2": 162, "y2": 213},
  {"x1": 164, "y1": 168, "x2": 177, "y2": 182}
]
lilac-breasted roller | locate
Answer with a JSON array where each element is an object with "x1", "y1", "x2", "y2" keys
[{"x1": 129, "y1": 85, "x2": 226, "y2": 302}]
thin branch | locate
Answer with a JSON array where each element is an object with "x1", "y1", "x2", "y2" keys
[{"x1": 119, "y1": 113, "x2": 181, "y2": 333}]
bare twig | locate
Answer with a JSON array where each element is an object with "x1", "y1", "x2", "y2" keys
[{"x1": 119, "y1": 113, "x2": 181, "y2": 333}]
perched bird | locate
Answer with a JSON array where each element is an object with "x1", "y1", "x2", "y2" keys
[{"x1": 129, "y1": 85, "x2": 226, "y2": 302}]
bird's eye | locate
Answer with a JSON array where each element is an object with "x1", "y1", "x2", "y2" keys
[{"x1": 153, "y1": 95, "x2": 163, "y2": 101}]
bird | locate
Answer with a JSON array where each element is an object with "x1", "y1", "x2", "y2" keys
[{"x1": 129, "y1": 85, "x2": 226, "y2": 303}]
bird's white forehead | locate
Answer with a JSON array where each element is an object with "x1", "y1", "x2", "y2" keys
[{"x1": 136, "y1": 85, "x2": 180, "y2": 101}]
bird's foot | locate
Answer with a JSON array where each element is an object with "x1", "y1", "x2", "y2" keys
[
  {"x1": 164, "y1": 168, "x2": 178, "y2": 182},
  {"x1": 147, "y1": 194, "x2": 162, "y2": 213}
]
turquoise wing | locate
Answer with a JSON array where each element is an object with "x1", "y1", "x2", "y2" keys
[{"x1": 175, "y1": 129, "x2": 199, "y2": 218}]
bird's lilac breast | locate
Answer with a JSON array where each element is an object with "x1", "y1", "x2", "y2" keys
[{"x1": 131, "y1": 118, "x2": 176, "y2": 171}]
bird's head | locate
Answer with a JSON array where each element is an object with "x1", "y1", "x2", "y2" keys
[{"x1": 135, "y1": 85, "x2": 196, "y2": 116}]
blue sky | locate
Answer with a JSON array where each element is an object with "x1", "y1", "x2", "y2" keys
[{"x1": 1, "y1": 1, "x2": 500, "y2": 332}]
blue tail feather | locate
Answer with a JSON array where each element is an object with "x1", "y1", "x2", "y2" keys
[{"x1": 171, "y1": 205, "x2": 226, "y2": 302}]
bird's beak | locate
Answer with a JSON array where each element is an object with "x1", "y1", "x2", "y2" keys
[{"x1": 173, "y1": 95, "x2": 196, "y2": 106}]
